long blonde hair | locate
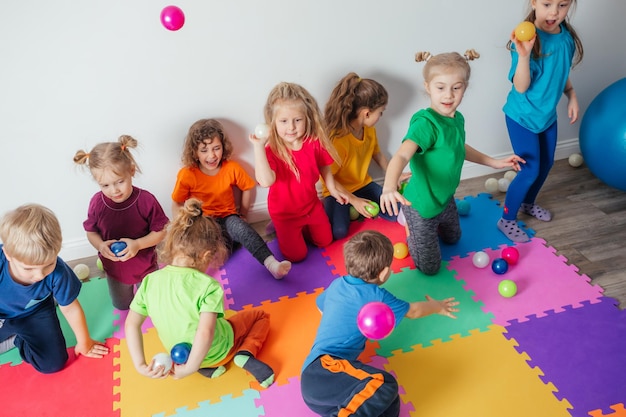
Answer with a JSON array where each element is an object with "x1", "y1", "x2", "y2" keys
[{"x1": 263, "y1": 82, "x2": 339, "y2": 181}]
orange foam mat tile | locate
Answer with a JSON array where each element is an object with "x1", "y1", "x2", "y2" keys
[
  {"x1": 242, "y1": 289, "x2": 323, "y2": 386},
  {"x1": 386, "y1": 325, "x2": 573, "y2": 417}
]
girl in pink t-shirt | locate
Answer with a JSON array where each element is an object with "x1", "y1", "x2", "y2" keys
[{"x1": 250, "y1": 82, "x2": 348, "y2": 262}]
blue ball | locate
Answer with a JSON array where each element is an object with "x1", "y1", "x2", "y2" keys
[
  {"x1": 579, "y1": 78, "x2": 626, "y2": 192},
  {"x1": 170, "y1": 342, "x2": 192, "y2": 365},
  {"x1": 110, "y1": 241, "x2": 127, "y2": 256},
  {"x1": 456, "y1": 200, "x2": 471, "y2": 216},
  {"x1": 491, "y1": 258, "x2": 509, "y2": 275}
]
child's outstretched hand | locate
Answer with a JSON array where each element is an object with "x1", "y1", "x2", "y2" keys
[
  {"x1": 495, "y1": 154, "x2": 526, "y2": 172},
  {"x1": 75, "y1": 339, "x2": 109, "y2": 358},
  {"x1": 425, "y1": 295, "x2": 460, "y2": 319}
]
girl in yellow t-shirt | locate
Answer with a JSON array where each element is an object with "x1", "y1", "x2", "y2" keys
[{"x1": 323, "y1": 73, "x2": 410, "y2": 239}]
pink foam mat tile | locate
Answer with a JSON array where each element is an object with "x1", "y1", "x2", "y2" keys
[{"x1": 447, "y1": 238, "x2": 604, "y2": 326}]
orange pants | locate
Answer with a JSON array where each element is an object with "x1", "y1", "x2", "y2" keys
[{"x1": 215, "y1": 309, "x2": 270, "y2": 366}]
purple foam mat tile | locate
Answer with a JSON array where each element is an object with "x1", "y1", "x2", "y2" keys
[
  {"x1": 441, "y1": 193, "x2": 534, "y2": 260},
  {"x1": 504, "y1": 297, "x2": 626, "y2": 416},
  {"x1": 222, "y1": 239, "x2": 336, "y2": 309}
]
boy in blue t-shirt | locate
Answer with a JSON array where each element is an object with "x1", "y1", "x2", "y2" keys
[
  {"x1": 301, "y1": 230, "x2": 459, "y2": 417},
  {"x1": 0, "y1": 204, "x2": 109, "y2": 373}
]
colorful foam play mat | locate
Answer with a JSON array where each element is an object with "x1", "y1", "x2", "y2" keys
[{"x1": 1, "y1": 193, "x2": 624, "y2": 417}]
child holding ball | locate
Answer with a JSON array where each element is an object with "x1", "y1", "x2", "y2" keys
[
  {"x1": 301, "y1": 230, "x2": 458, "y2": 416},
  {"x1": 74, "y1": 135, "x2": 169, "y2": 310},
  {"x1": 250, "y1": 82, "x2": 349, "y2": 262},
  {"x1": 322, "y1": 72, "x2": 409, "y2": 240},
  {"x1": 125, "y1": 198, "x2": 275, "y2": 387}
]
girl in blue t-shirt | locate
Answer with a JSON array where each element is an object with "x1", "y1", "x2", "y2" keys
[{"x1": 498, "y1": 0, "x2": 584, "y2": 242}]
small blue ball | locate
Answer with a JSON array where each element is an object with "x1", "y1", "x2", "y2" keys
[
  {"x1": 110, "y1": 241, "x2": 127, "y2": 256},
  {"x1": 491, "y1": 258, "x2": 509, "y2": 275},
  {"x1": 456, "y1": 200, "x2": 471, "y2": 216},
  {"x1": 170, "y1": 342, "x2": 192, "y2": 365}
]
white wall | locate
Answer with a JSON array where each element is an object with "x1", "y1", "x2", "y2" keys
[{"x1": 1, "y1": 0, "x2": 625, "y2": 261}]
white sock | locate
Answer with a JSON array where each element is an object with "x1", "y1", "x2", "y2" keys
[{"x1": 263, "y1": 256, "x2": 291, "y2": 280}]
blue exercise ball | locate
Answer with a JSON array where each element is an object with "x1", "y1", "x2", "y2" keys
[{"x1": 579, "y1": 78, "x2": 626, "y2": 192}]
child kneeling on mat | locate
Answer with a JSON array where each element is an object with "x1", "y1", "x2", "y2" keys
[
  {"x1": 300, "y1": 230, "x2": 459, "y2": 416},
  {"x1": 125, "y1": 198, "x2": 274, "y2": 387},
  {"x1": 0, "y1": 204, "x2": 109, "y2": 373}
]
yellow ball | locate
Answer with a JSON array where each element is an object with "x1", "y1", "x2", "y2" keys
[
  {"x1": 393, "y1": 242, "x2": 409, "y2": 259},
  {"x1": 73, "y1": 263, "x2": 90, "y2": 280},
  {"x1": 515, "y1": 21, "x2": 536, "y2": 42}
]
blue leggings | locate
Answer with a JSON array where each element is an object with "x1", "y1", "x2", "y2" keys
[
  {"x1": 0, "y1": 297, "x2": 68, "y2": 373},
  {"x1": 324, "y1": 181, "x2": 397, "y2": 240},
  {"x1": 502, "y1": 116, "x2": 557, "y2": 220}
]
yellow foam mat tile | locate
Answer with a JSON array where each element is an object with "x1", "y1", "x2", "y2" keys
[
  {"x1": 114, "y1": 327, "x2": 252, "y2": 417},
  {"x1": 386, "y1": 325, "x2": 573, "y2": 417}
]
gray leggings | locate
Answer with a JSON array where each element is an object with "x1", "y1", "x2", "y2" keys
[
  {"x1": 216, "y1": 215, "x2": 273, "y2": 265},
  {"x1": 403, "y1": 198, "x2": 461, "y2": 275}
]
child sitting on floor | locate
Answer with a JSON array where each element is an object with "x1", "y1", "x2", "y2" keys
[{"x1": 125, "y1": 198, "x2": 274, "y2": 387}]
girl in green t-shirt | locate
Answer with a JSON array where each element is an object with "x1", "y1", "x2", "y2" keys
[{"x1": 380, "y1": 50, "x2": 525, "y2": 275}]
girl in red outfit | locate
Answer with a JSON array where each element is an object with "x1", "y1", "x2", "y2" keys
[{"x1": 250, "y1": 82, "x2": 348, "y2": 262}]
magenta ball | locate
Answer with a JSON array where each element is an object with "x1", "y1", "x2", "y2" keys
[
  {"x1": 501, "y1": 247, "x2": 520, "y2": 265},
  {"x1": 160, "y1": 5, "x2": 185, "y2": 31},
  {"x1": 357, "y1": 302, "x2": 395, "y2": 340}
]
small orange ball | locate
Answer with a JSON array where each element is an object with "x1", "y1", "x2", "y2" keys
[
  {"x1": 393, "y1": 242, "x2": 409, "y2": 259},
  {"x1": 515, "y1": 21, "x2": 536, "y2": 42}
]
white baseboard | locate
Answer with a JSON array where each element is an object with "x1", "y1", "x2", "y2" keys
[{"x1": 61, "y1": 138, "x2": 580, "y2": 262}]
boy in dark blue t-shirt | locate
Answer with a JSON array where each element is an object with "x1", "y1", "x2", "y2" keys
[{"x1": 0, "y1": 204, "x2": 108, "y2": 373}]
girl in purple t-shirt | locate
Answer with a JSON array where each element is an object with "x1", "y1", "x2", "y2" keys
[{"x1": 74, "y1": 135, "x2": 169, "y2": 310}]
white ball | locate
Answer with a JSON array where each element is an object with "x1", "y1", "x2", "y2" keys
[
  {"x1": 472, "y1": 251, "x2": 490, "y2": 268},
  {"x1": 497, "y1": 178, "x2": 511, "y2": 192},
  {"x1": 152, "y1": 352, "x2": 173, "y2": 373},
  {"x1": 568, "y1": 153, "x2": 583, "y2": 168},
  {"x1": 73, "y1": 263, "x2": 90, "y2": 280},
  {"x1": 485, "y1": 178, "x2": 499, "y2": 193},
  {"x1": 503, "y1": 170, "x2": 517, "y2": 182},
  {"x1": 254, "y1": 123, "x2": 270, "y2": 140}
]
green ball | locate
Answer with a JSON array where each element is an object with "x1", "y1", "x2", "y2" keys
[
  {"x1": 498, "y1": 279, "x2": 517, "y2": 298},
  {"x1": 96, "y1": 258, "x2": 104, "y2": 271},
  {"x1": 398, "y1": 182, "x2": 408, "y2": 195},
  {"x1": 349, "y1": 206, "x2": 360, "y2": 221},
  {"x1": 364, "y1": 202, "x2": 380, "y2": 217}
]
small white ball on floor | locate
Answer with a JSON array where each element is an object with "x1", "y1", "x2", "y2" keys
[
  {"x1": 568, "y1": 153, "x2": 584, "y2": 168},
  {"x1": 503, "y1": 170, "x2": 517, "y2": 182},
  {"x1": 485, "y1": 178, "x2": 499, "y2": 193},
  {"x1": 498, "y1": 178, "x2": 511, "y2": 192},
  {"x1": 73, "y1": 263, "x2": 90, "y2": 280}
]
